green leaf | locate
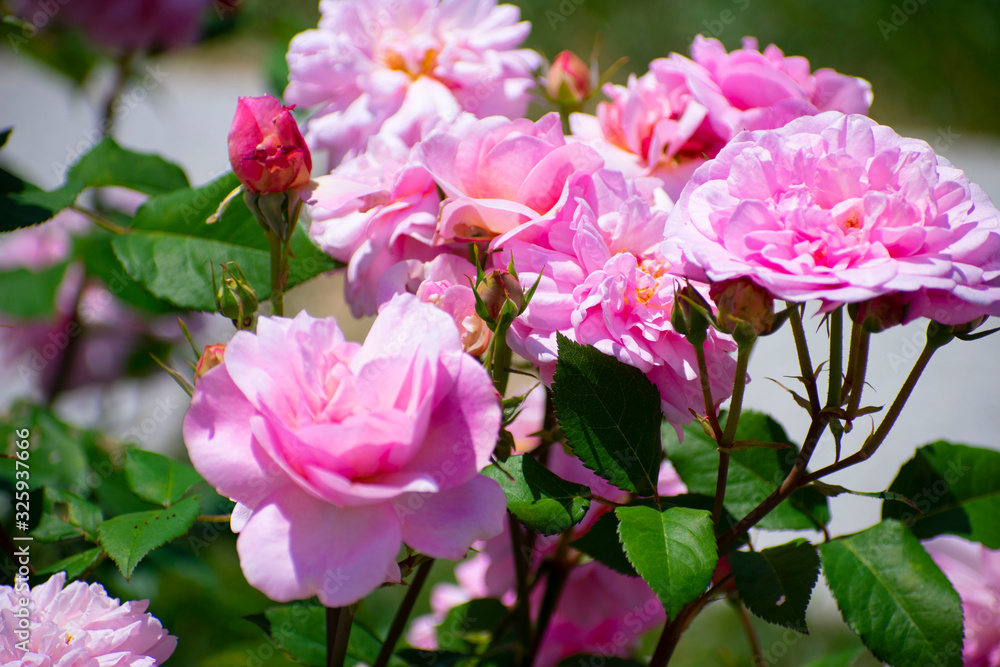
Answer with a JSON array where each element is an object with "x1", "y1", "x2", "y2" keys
[
  {"x1": 0, "y1": 262, "x2": 70, "y2": 318},
  {"x1": 882, "y1": 440, "x2": 1000, "y2": 548},
  {"x1": 97, "y1": 495, "x2": 201, "y2": 578},
  {"x1": 72, "y1": 233, "x2": 175, "y2": 313},
  {"x1": 31, "y1": 487, "x2": 103, "y2": 542},
  {"x1": 124, "y1": 449, "x2": 204, "y2": 507},
  {"x1": 436, "y1": 598, "x2": 508, "y2": 653},
  {"x1": 483, "y1": 455, "x2": 590, "y2": 535},
  {"x1": 820, "y1": 520, "x2": 963, "y2": 667},
  {"x1": 800, "y1": 645, "x2": 867, "y2": 667},
  {"x1": 111, "y1": 172, "x2": 338, "y2": 310},
  {"x1": 662, "y1": 411, "x2": 830, "y2": 531},
  {"x1": 261, "y1": 604, "x2": 405, "y2": 667},
  {"x1": 0, "y1": 404, "x2": 90, "y2": 491},
  {"x1": 615, "y1": 505, "x2": 717, "y2": 620},
  {"x1": 552, "y1": 335, "x2": 662, "y2": 495},
  {"x1": 729, "y1": 539, "x2": 820, "y2": 632},
  {"x1": 570, "y1": 511, "x2": 637, "y2": 577},
  {"x1": 36, "y1": 547, "x2": 104, "y2": 580}
]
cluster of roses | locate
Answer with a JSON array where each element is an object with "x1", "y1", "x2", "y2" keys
[{"x1": 188, "y1": 0, "x2": 1000, "y2": 663}]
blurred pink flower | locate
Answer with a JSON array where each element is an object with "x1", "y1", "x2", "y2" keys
[
  {"x1": 285, "y1": 0, "x2": 541, "y2": 167},
  {"x1": 415, "y1": 112, "x2": 604, "y2": 241},
  {"x1": 923, "y1": 536, "x2": 1000, "y2": 666},
  {"x1": 493, "y1": 168, "x2": 736, "y2": 426},
  {"x1": 570, "y1": 35, "x2": 872, "y2": 199},
  {"x1": 664, "y1": 112, "x2": 1000, "y2": 324},
  {"x1": 307, "y1": 133, "x2": 458, "y2": 317},
  {"x1": 14, "y1": 0, "x2": 213, "y2": 52},
  {"x1": 182, "y1": 294, "x2": 505, "y2": 607},
  {"x1": 0, "y1": 571, "x2": 176, "y2": 666}
]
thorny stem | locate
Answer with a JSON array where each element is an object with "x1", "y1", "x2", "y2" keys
[
  {"x1": 825, "y1": 308, "x2": 844, "y2": 410},
  {"x1": 325, "y1": 606, "x2": 353, "y2": 667},
  {"x1": 845, "y1": 329, "x2": 871, "y2": 422},
  {"x1": 841, "y1": 317, "x2": 863, "y2": 404},
  {"x1": 694, "y1": 342, "x2": 723, "y2": 441},
  {"x1": 786, "y1": 303, "x2": 820, "y2": 414},
  {"x1": 372, "y1": 559, "x2": 435, "y2": 667},
  {"x1": 648, "y1": 574, "x2": 734, "y2": 667}
]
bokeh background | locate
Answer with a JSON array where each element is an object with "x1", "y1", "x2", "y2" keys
[{"x1": 1, "y1": 1, "x2": 999, "y2": 665}]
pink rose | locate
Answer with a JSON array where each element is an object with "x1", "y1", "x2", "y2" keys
[
  {"x1": 664, "y1": 112, "x2": 1000, "y2": 324},
  {"x1": 416, "y1": 112, "x2": 604, "y2": 240},
  {"x1": 0, "y1": 572, "x2": 176, "y2": 665},
  {"x1": 182, "y1": 294, "x2": 506, "y2": 606},
  {"x1": 285, "y1": 0, "x2": 541, "y2": 167},
  {"x1": 414, "y1": 255, "x2": 491, "y2": 356},
  {"x1": 493, "y1": 169, "x2": 736, "y2": 425},
  {"x1": 228, "y1": 95, "x2": 312, "y2": 194}
]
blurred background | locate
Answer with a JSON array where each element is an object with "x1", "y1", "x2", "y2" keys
[{"x1": 1, "y1": 1, "x2": 998, "y2": 665}]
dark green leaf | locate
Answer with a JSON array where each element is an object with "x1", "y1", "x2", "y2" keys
[
  {"x1": 662, "y1": 411, "x2": 830, "y2": 531},
  {"x1": 483, "y1": 455, "x2": 590, "y2": 535},
  {"x1": 570, "y1": 511, "x2": 637, "y2": 577},
  {"x1": 31, "y1": 487, "x2": 103, "y2": 542},
  {"x1": 0, "y1": 263, "x2": 69, "y2": 318},
  {"x1": 72, "y1": 233, "x2": 175, "y2": 313},
  {"x1": 883, "y1": 441, "x2": 1000, "y2": 547},
  {"x1": 801, "y1": 645, "x2": 867, "y2": 667},
  {"x1": 615, "y1": 505, "x2": 717, "y2": 620},
  {"x1": 436, "y1": 598, "x2": 508, "y2": 653},
  {"x1": 552, "y1": 335, "x2": 662, "y2": 495},
  {"x1": 36, "y1": 547, "x2": 104, "y2": 580},
  {"x1": 265, "y1": 605, "x2": 325, "y2": 666},
  {"x1": 729, "y1": 539, "x2": 820, "y2": 632},
  {"x1": 111, "y1": 172, "x2": 338, "y2": 310},
  {"x1": 124, "y1": 449, "x2": 204, "y2": 507},
  {"x1": 820, "y1": 520, "x2": 963, "y2": 667},
  {"x1": 97, "y1": 495, "x2": 201, "y2": 578}
]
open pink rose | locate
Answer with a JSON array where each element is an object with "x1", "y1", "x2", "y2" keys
[
  {"x1": 182, "y1": 294, "x2": 506, "y2": 606},
  {"x1": 228, "y1": 95, "x2": 312, "y2": 194},
  {"x1": 416, "y1": 112, "x2": 604, "y2": 240},
  {"x1": 664, "y1": 112, "x2": 1000, "y2": 324},
  {"x1": 285, "y1": 0, "x2": 540, "y2": 167},
  {"x1": 570, "y1": 35, "x2": 872, "y2": 199},
  {"x1": 0, "y1": 572, "x2": 176, "y2": 666}
]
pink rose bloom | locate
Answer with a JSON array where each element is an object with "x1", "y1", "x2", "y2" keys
[
  {"x1": 664, "y1": 112, "x2": 1000, "y2": 324},
  {"x1": 182, "y1": 294, "x2": 506, "y2": 607},
  {"x1": 413, "y1": 255, "x2": 491, "y2": 356},
  {"x1": 570, "y1": 35, "x2": 872, "y2": 199},
  {"x1": 285, "y1": 0, "x2": 541, "y2": 167},
  {"x1": 416, "y1": 112, "x2": 605, "y2": 240},
  {"x1": 308, "y1": 133, "x2": 457, "y2": 316},
  {"x1": 923, "y1": 536, "x2": 1000, "y2": 666},
  {"x1": 14, "y1": 0, "x2": 213, "y2": 52},
  {"x1": 0, "y1": 572, "x2": 176, "y2": 666},
  {"x1": 493, "y1": 168, "x2": 736, "y2": 425}
]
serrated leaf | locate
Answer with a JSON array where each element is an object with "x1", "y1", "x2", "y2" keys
[
  {"x1": 124, "y1": 449, "x2": 204, "y2": 507},
  {"x1": 729, "y1": 539, "x2": 819, "y2": 632},
  {"x1": 36, "y1": 547, "x2": 104, "y2": 580},
  {"x1": 882, "y1": 441, "x2": 1000, "y2": 547},
  {"x1": 483, "y1": 455, "x2": 590, "y2": 535},
  {"x1": 436, "y1": 598, "x2": 509, "y2": 653},
  {"x1": 615, "y1": 505, "x2": 717, "y2": 620},
  {"x1": 111, "y1": 172, "x2": 338, "y2": 310},
  {"x1": 97, "y1": 495, "x2": 201, "y2": 578},
  {"x1": 552, "y1": 335, "x2": 661, "y2": 495},
  {"x1": 31, "y1": 487, "x2": 103, "y2": 542},
  {"x1": 662, "y1": 411, "x2": 830, "y2": 531},
  {"x1": 820, "y1": 520, "x2": 963, "y2": 667},
  {"x1": 0, "y1": 262, "x2": 69, "y2": 318},
  {"x1": 570, "y1": 511, "x2": 637, "y2": 577}
]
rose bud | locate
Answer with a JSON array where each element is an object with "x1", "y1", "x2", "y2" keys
[
  {"x1": 710, "y1": 277, "x2": 775, "y2": 337},
  {"x1": 671, "y1": 282, "x2": 712, "y2": 346},
  {"x1": 227, "y1": 95, "x2": 312, "y2": 194},
  {"x1": 214, "y1": 261, "x2": 258, "y2": 330},
  {"x1": 194, "y1": 344, "x2": 226, "y2": 383},
  {"x1": 849, "y1": 293, "x2": 909, "y2": 333},
  {"x1": 476, "y1": 270, "x2": 524, "y2": 323},
  {"x1": 546, "y1": 50, "x2": 591, "y2": 106}
]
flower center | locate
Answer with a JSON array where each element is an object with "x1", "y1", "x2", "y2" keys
[{"x1": 383, "y1": 47, "x2": 440, "y2": 80}]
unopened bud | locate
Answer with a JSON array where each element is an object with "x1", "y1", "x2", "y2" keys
[
  {"x1": 849, "y1": 294, "x2": 908, "y2": 333},
  {"x1": 215, "y1": 262, "x2": 258, "y2": 329},
  {"x1": 477, "y1": 270, "x2": 523, "y2": 322},
  {"x1": 546, "y1": 50, "x2": 591, "y2": 106},
  {"x1": 709, "y1": 278, "x2": 774, "y2": 338},
  {"x1": 194, "y1": 344, "x2": 226, "y2": 383},
  {"x1": 671, "y1": 282, "x2": 712, "y2": 346}
]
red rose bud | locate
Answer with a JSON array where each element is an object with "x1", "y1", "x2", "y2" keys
[
  {"x1": 194, "y1": 344, "x2": 226, "y2": 383},
  {"x1": 228, "y1": 95, "x2": 312, "y2": 194},
  {"x1": 476, "y1": 270, "x2": 524, "y2": 322},
  {"x1": 709, "y1": 278, "x2": 774, "y2": 337},
  {"x1": 546, "y1": 50, "x2": 591, "y2": 106}
]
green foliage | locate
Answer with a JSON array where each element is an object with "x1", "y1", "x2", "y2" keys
[
  {"x1": 616, "y1": 505, "x2": 717, "y2": 620},
  {"x1": 820, "y1": 520, "x2": 963, "y2": 667},
  {"x1": 0, "y1": 262, "x2": 70, "y2": 318},
  {"x1": 729, "y1": 539, "x2": 820, "y2": 632},
  {"x1": 72, "y1": 233, "x2": 176, "y2": 313},
  {"x1": 97, "y1": 495, "x2": 201, "y2": 579},
  {"x1": 32, "y1": 487, "x2": 103, "y2": 542},
  {"x1": 111, "y1": 172, "x2": 338, "y2": 310},
  {"x1": 662, "y1": 411, "x2": 830, "y2": 531},
  {"x1": 483, "y1": 454, "x2": 590, "y2": 535},
  {"x1": 883, "y1": 440, "x2": 1000, "y2": 547},
  {"x1": 435, "y1": 598, "x2": 510, "y2": 654},
  {"x1": 36, "y1": 547, "x2": 104, "y2": 580},
  {"x1": 570, "y1": 511, "x2": 637, "y2": 577},
  {"x1": 124, "y1": 449, "x2": 204, "y2": 507},
  {"x1": 552, "y1": 335, "x2": 662, "y2": 495}
]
